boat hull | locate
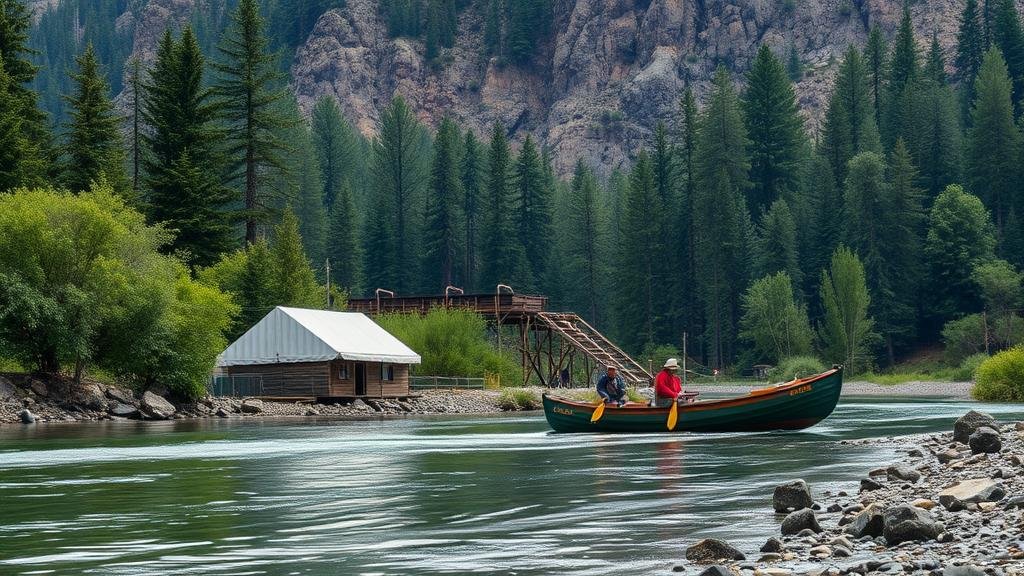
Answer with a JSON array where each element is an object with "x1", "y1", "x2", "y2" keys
[{"x1": 542, "y1": 368, "x2": 843, "y2": 433}]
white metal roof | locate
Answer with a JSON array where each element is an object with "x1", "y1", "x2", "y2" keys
[{"x1": 217, "y1": 307, "x2": 421, "y2": 367}]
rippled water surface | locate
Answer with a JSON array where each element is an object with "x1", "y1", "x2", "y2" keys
[{"x1": 2, "y1": 398, "x2": 1024, "y2": 575}]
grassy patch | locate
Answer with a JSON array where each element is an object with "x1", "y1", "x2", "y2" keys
[{"x1": 497, "y1": 388, "x2": 541, "y2": 411}]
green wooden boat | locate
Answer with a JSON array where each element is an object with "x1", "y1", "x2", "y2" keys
[{"x1": 542, "y1": 367, "x2": 843, "y2": 433}]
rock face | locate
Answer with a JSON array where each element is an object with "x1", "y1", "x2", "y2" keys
[
  {"x1": 772, "y1": 480, "x2": 813, "y2": 512},
  {"x1": 881, "y1": 504, "x2": 939, "y2": 544},
  {"x1": 0, "y1": 376, "x2": 18, "y2": 401},
  {"x1": 780, "y1": 508, "x2": 821, "y2": 535},
  {"x1": 684, "y1": 538, "x2": 746, "y2": 563},
  {"x1": 968, "y1": 426, "x2": 1001, "y2": 454},
  {"x1": 954, "y1": 410, "x2": 997, "y2": 444},
  {"x1": 140, "y1": 391, "x2": 176, "y2": 419}
]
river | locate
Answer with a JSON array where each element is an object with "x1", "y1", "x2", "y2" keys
[{"x1": 2, "y1": 398, "x2": 1023, "y2": 575}]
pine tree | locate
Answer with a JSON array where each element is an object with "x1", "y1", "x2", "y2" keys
[
  {"x1": 907, "y1": 41, "x2": 962, "y2": 200},
  {"x1": 966, "y1": 48, "x2": 1021, "y2": 232},
  {"x1": 294, "y1": 126, "x2": 327, "y2": 266},
  {"x1": 127, "y1": 57, "x2": 142, "y2": 197},
  {"x1": 676, "y1": 87, "x2": 699, "y2": 344},
  {"x1": 0, "y1": 54, "x2": 43, "y2": 192},
  {"x1": 0, "y1": 0, "x2": 50, "y2": 187},
  {"x1": 423, "y1": 117, "x2": 463, "y2": 289},
  {"x1": 564, "y1": 160, "x2": 606, "y2": 325},
  {"x1": 991, "y1": 0, "x2": 1024, "y2": 110},
  {"x1": 818, "y1": 246, "x2": 878, "y2": 373},
  {"x1": 272, "y1": 207, "x2": 323, "y2": 308},
  {"x1": 864, "y1": 25, "x2": 888, "y2": 127},
  {"x1": 786, "y1": 41, "x2": 802, "y2": 82},
  {"x1": 744, "y1": 44, "x2": 806, "y2": 214},
  {"x1": 925, "y1": 32, "x2": 947, "y2": 85},
  {"x1": 62, "y1": 43, "x2": 128, "y2": 196},
  {"x1": 239, "y1": 238, "x2": 277, "y2": 330},
  {"x1": 328, "y1": 179, "x2": 363, "y2": 296},
  {"x1": 479, "y1": 122, "x2": 519, "y2": 289},
  {"x1": 617, "y1": 150, "x2": 662, "y2": 352},
  {"x1": 461, "y1": 129, "x2": 483, "y2": 291},
  {"x1": 513, "y1": 134, "x2": 551, "y2": 292},
  {"x1": 651, "y1": 122, "x2": 678, "y2": 337},
  {"x1": 754, "y1": 198, "x2": 801, "y2": 294},
  {"x1": 506, "y1": 0, "x2": 551, "y2": 65},
  {"x1": 143, "y1": 28, "x2": 235, "y2": 268},
  {"x1": 311, "y1": 95, "x2": 357, "y2": 210},
  {"x1": 883, "y1": 5, "x2": 919, "y2": 148},
  {"x1": 484, "y1": 0, "x2": 502, "y2": 55},
  {"x1": 213, "y1": 0, "x2": 295, "y2": 244},
  {"x1": 822, "y1": 46, "x2": 881, "y2": 184},
  {"x1": 957, "y1": 0, "x2": 985, "y2": 123},
  {"x1": 693, "y1": 67, "x2": 752, "y2": 368},
  {"x1": 805, "y1": 153, "x2": 842, "y2": 297}
]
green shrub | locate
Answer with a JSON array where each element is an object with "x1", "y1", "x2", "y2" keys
[
  {"x1": 953, "y1": 353, "x2": 988, "y2": 382},
  {"x1": 377, "y1": 308, "x2": 522, "y2": 385},
  {"x1": 497, "y1": 388, "x2": 540, "y2": 411},
  {"x1": 972, "y1": 346, "x2": 1024, "y2": 401},
  {"x1": 943, "y1": 313, "x2": 989, "y2": 363},
  {"x1": 769, "y1": 356, "x2": 827, "y2": 382}
]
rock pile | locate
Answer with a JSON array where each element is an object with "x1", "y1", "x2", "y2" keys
[{"x1": 673, "y1": 410, "x2": 1024, "y2": 575}]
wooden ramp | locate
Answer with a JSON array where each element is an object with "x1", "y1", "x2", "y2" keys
[{"x1": 533, "y1": 312, "x2": 652, "y2": 385}]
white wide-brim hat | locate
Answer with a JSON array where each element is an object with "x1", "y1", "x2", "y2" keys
[{"x1": 664, "y1": 358, "x2": 679, "y2": 369}]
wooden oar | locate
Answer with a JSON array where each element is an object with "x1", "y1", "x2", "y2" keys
[
  {"x1": 666, "y1": 399, "x2": 678, "y2": 430},
  {"x1": 590, "y1": 400, "x2": 606, "y2": 423}
]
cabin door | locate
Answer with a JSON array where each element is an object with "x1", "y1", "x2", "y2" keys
[{"x1": 355, "y1": 363, "x2": 366, "y2": 396}]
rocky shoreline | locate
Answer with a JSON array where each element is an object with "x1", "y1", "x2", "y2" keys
[
  {"x1": 0, "y1": 373, "x2": 559, "y2": 424},
  {"x1": 674, "y1": 410, "x2": 1024, "y2": 576}
]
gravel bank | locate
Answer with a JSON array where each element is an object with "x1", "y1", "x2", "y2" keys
[
  {"x1": 674, "y1": 409, "x2": 1024, "y2": 576},
  {"x1": 689, "y1": 381, "x2": 975, "y2": 400}
]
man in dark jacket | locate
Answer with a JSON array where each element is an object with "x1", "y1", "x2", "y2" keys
[{"x1": 597, "y1": 366, "x2": 627, "y2": 406}]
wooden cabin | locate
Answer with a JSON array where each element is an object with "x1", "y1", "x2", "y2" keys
[{"x1": 216, "y1": 307, "x2": 421, "y2": 399}]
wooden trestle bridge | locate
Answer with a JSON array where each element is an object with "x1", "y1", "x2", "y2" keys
[{"x1": 347, "y1": 289, "x2": 653, "y2": 387}]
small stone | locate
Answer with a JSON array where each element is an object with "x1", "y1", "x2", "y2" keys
[
  {"x1": 860, "y1": 477, "x2": 884, "y2": 492},
  {"x1": 809, "y1": 545, "x2": 831, "y2": 557},
  {"x1": 697, "y1": 567, "x2": 731, "y2": 576},
  {"x1": 757, "y1": 553, "x2": 782, "y2": 562},
  {"x1": 954, "y1": 410, "x2": 997, "y2": 444},
  {"x1": 845, "y1": 505, "x2": 885, "y2": 538},
  {"x1": 943, "y1": 567, "x2": 987, "y2": 576},
  {"x1": 937, "y1": 449, "x2": 962, "y2": 464},
  {"x1": 887, "y1": 464, "x2": 921, "y2": 483},
  {"x1": 215, "y1": 407, "x2": 231, "y2": 418},
  {"x1": 979, "y1": 502, "x2": 997, "y2": 511},
  {"x1": 968, "y1": 426, "x2": 1002, "y2": 454},
  {"x1": 829, "y1": 536, "x2": 853, "y2": 549},
  {"x1": 995, "y1": 467, "x2": 1016, "y2": 479},
  {"x1": 773, "y1": 480, "x2": 813, "y2": 513},
  {"x1": 908, "y1": 448, "x2": 924, "y2": 457},
  {"x1": 18, "y1": 408, "x2": 35, "y2": 424},
  {"x1": 684, "y1": 538, "x2": 745, "y2": 563},
  {"x1": 1004, "y1": 495, "x2": 1024, "y2": 510},
  {"x1": 240, "y1": 399, "x2": 263, "y2": 414},
  {"x1": 832, "y1": 546, "x2": 852, "y2": 557},
  {"x1": 755, "y1": 569, "x2": 792, "y2": 576},
  {"x1": 760, "y1": 537, "x2": 783, "y2": 553},
  {"x1": 1015, "y1": 421, "x2": 1024, "y2": 432},
  {"x1": 882, "y1": 504, "x2": 940, "y2": 545},
  {"x1": 305, "y1": 408, "x2": 320, "y2": 416},
  {"x1": 827, "y1": 503, "x2": 843, "y2": 513},
  {"x1": 911, "y1": 498, "x2": 936, "y2": 510},
  {"x1": 781, "y1": 508, "x2": 821, "y2": 535}
]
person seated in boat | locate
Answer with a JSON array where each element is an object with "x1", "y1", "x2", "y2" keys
[
  {"x1": 596, "y1": 365, "x2": 627, "y2": 406},
  {"x1": 654, "y1": 358, "x2": 682, "y2": 407}
]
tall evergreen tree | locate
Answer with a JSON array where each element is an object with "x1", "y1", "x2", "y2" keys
[
  {"x1": 423, "y1": 117, "x2": 463, "y2": 289},
  {"x1": 966, "y1": 48, "x2": 1021, "y2": 232},
  {"x1": 62, "y1": 44, "x2": 128, "y2": 196},
  {"x1": 822, "y1": 46, "x2": 881, "y2": 184},
  {"x1": 213, "y1": 0, "x2": 295, "y2": 244},
  {"x1": 0, "y1": 54, "x2": 43, "y2": 192},
  {"x1": 805, "y1": 153, "x2": 843, "y2": 298},
  {"x1": 617, "y1": 150, "x2": 663, "y2": 351},
  {"x1": 369, "y1": 95, "x2": 428, "y2": 293},
  {"x1": 513, "y1": 134, "x2": 552, "y2": 293},
  {"x1": 786, "y1": 41, "x2": 803, "y2": 82},
  {"x1": 239, "y1": 238, "x2": 277, "y2": 330},
  {"x1": 293, "y1": 125, "x2": 327, "y2": 266},
  {"x1": 143, "y1": 28, "x2": 235, "y2": 268},
  {"x1": 908, "y1": 41, "x2": 962, "y2": 201},
  {"x1": 460, "y1": 129, "x2": 483, "y2": 291},
  {"x1": 693, "y1": 67, "x2": 752, "y2": 368},
  {"x1": 506, "y1": 0, "x2": 551, "y2": 65},
  {"x1": 272, "y1": 207, "x2": 323, "y2": 308},
  {"x1": 328, "y1": 179, "x2": 363, "y2": 296},
  {"x1": 651, "y1": 122, "x2": 678, "y2": 336},
  {"x1": 743, "y1": 44, "x2": 806, "y2": 214},
  {"x1": 864, "y1": 25, "x2": 888, "y2": 127},
  {"x1": 479, "y1": 122, "x2": 520, "y2": 289},
  {"x1": 677, "y1": 88, "x2": 700, "y2": 344},
  {"x1": 883, "y1": 4, "x2": 919, "y2": 148},
  {"x1": 0, "y1": 0, "x2": 50, "y2": 187},
  {"x1": 754, "y1": 198, "x2": 801, "y2": 294},
  {"x1": 127, "y1": 57, "x2": 142, "y2": 197},
  {"x1": 311, "y1": 95, "x2": 357, "y2": 210},
  {"x1": 564, "y1": 160, "x2": 606, "y2": 325},
  {"x1": 991, "y1": 0, "x2": 1024, "y2": 110}
]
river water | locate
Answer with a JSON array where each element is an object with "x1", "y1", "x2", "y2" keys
[{"x1": 2, "y1": 398, "x2": 1023, "y2": 575}]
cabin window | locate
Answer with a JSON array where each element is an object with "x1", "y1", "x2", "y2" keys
[
  {"x1": 381, "y1": 363, "x2": 394, "y2": 381},
  {"x1": 338, "y1": 364, "x2": 349, "y2": 380}
]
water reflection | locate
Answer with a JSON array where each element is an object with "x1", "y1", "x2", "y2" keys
[{"x1": 1, "y1": 399, "x2": 1023, "y2": 575}]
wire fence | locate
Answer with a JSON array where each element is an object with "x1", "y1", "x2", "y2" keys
[
  {"x1": 410, "y1": 376, "x2": 486, "y2": 390},
  {"x1": 209, "y1": 375, "x2": 264, "y2": 397}
]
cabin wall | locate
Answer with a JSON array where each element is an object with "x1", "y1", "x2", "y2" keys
[
  {"x1": 328, "y1": 360, "x2": 410, "y2": 397},
  {"x1": 226, "y1": 362, "x2": 330, "y2": 397}
]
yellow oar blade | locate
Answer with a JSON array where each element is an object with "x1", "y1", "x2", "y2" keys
[
  {"x1": 667, "y1": 400, "x2": 678, "y2": 430},
  {"x1": 590, "y1": 401, "x2": 606, "y2": 423}
]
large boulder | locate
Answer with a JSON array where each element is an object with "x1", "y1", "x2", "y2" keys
[
  {"x1": 18, "y1": 408, "x2": 35, "y2": 424},
  {"x1": 780, "y1": 508, "x2": 821, "y2": 535},
  {"x1": 954, "y1": 410, "x2": 997, "y2": 444},
  {"x1": 844, "y1": 504, "x2": 885, "y2": 538},
  {"x1": 140, "y1": 391, "x2": 176, "y2": 419},
  {"x1": 109, "y1": 403, "x2": 139, "y2": 418},
  {"x1": 887, "y1": 464, "x2": 921, "y2": 483},
  {"x1": 74, "y1": 383, "x2": 108, "y2": 411},
  {"x1": 240, "y1": 399, "x2": 264, "y2": 414},
  {"x1": 760, "y1": 537, "x2": 783, "y2": 553},
  {"x1": 938, "y1": 478, "x2": 1006, "y2": 510},
  {"x1": 105, "y1": 385, "x2": 135, "y2": 405},
  {"x1": 772, "y1": 479, "x2": 813, "y2": 512},
  {"x1": 882, "y1": 504, "x2": 940, "y2": 544},
  {"x1": 968, "y1": 427, "x2": 1001, "y2": 454},
  {"x1": 684, "y1": 538, "x2": 746, "y2": 563}
]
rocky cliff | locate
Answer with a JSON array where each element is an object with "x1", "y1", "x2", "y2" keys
[
  {"x1": 31, "y1": 0, "x2": 978, "y2": 177},
  {"x1": 290, "y1": 0, "x2": 971, "y2": 176}
]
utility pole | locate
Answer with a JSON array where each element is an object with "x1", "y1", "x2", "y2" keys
[
  {"x1": 325, "y1": 258, "x2": 331, "y2": 309},
  {"x1": 682, "y1": 332, "x2": 687, "y2": 389}
]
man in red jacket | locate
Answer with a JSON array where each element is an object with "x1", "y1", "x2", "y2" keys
[{"x1": 654, "y1": 358, "x2": 682, "y2": 406}]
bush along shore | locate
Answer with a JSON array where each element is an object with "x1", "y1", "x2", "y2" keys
[
  {"x1": 0, "y1": 373, "x2": 556, "y2": 424},
  {"x1": 675, "y1": 410, "x2": 1024, "y2": 576}
]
